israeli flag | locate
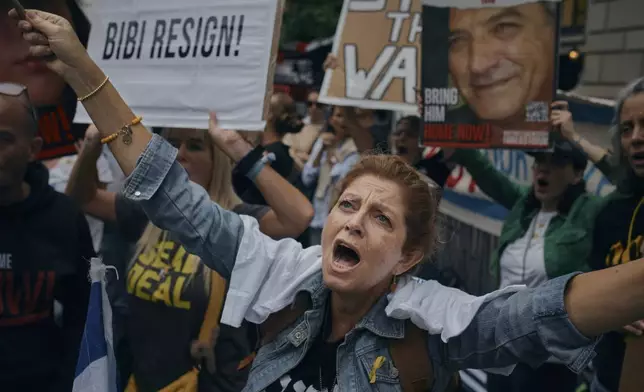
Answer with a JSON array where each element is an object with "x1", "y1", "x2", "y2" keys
[{"x1": 72, "y1": 258, "x2": 119, "y2": 392}]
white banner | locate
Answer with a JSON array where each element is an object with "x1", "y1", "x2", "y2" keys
[
  {"x1": 75, "y1": 0, "x2": 280, "y2": 131},
  {"x1": 424, "y1": 147, "x2": 615, "y2": 236}
]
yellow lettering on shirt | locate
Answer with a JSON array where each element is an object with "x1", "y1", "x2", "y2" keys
[
  {"x1": 136, "y1": 270, "x2": 158, "y2": 301},
  {"x1": 172, "y1": 246, "x2": 187, "y2": 271},
  {"x1": 157, "y1": 240, "x2": 174, "y2": 263},
  {"x1": 152, "y1": 278, "x2": 173, "y2": 306},
  {"x1": 128, "y1": 237, "x2": 198, "y2": 310},
  {"x1": 138, "y1": 246, "x2": 155, "y2": 266},
  {"x1": 173, "y1": 276, "x2": 191, "y2": 310},
  {"x1": 606, "y1": 235, "x2": 644, "y2": 267},
  {"x1": 127, "y1": 262, "x2": 146, "y2": 294},
  {"x1": 182, "y1": 254, "x2": 198, "y2": 274}
]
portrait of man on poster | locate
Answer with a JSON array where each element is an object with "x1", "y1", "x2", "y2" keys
[{"x1": 446, "y1": 1, "x2": 557, "y2": 128}]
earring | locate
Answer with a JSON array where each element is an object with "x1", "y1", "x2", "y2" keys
[{"x1": 390, "y1": 275, "x2": 399, "y2": 292}]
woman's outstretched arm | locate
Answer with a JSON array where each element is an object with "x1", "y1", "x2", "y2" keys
[
  {"x1": 12, "y1": 10, "x2": 247, "y2": 278},
  {"x1": 400, "y1": 259, "x2": 644, "y2": 373}
]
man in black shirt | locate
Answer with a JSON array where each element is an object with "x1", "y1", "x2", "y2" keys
[
  {"x1": 233, "y1": 92, "x2": 312, "y2": 245},
  {"x1": 0, "y1": 84, "x2": 93, "y2": 392},
  {"x1": 233, "y1": 92, "x2": 304, "y2": 205}
]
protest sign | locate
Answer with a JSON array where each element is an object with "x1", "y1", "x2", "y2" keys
[
  {"x1": 421, "y1": 0, "x2": 561, "y2": 149},
  {"x1": 319, "y1": 0, "x2": 421, "y2": 112},
  {"x1": 75, "y1": 0, "x2": 282, "y2": 131}
]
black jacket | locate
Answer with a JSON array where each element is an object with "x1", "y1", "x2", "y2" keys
[
  {"x1": 589, "y1": 171, "x2": 644, "y2": 391},
  {"x1": 0, "y1": 162, "x2": 94, "y2": 392}
]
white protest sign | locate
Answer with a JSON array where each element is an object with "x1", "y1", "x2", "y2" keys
[{"x1": 75, "y1": 0, "x2": 281, "y2": 131}]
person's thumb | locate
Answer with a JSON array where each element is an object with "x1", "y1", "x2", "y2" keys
[
  {"x1": 26, "y1": 10, "x2": 59, "y2": 36},
  {"x1": 208, "y1": 112, "x2": 220, "y2": 134}
]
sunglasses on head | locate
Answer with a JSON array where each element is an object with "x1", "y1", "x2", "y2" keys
[
  {"x1": 0, "y1": 82, "x2": 27, "y2": 97},
  {"x1": 0, "y1": 82, "x2": 38, "y2": 124}
]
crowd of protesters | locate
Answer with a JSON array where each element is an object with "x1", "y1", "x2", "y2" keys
[{"x1": 1, "y1": 3, "x2": 644, "y2": 392}]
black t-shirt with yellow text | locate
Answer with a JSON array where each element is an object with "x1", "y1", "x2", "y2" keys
[{"x1": 590, "y1": 192, "x2": 644, "y2": 391}]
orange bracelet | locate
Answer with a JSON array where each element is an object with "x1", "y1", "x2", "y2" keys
[{"x1": 101, "y1": 116, "x2": 142, "y2": 145}]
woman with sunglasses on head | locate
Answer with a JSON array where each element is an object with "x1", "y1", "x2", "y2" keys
[{"x1": 17, "y1": 9, "x2": 644, "y2": 392}]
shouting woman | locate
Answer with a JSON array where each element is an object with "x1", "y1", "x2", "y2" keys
[{"x1": 14, "y1": 9, "x2": 644, "y2": 392}]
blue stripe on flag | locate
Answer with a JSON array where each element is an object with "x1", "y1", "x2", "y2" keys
[
  {"x1": 74, "y1": 281, "x2": 108, "y2": 377},
  {"x1": 442, "y1": 190, "x2": 509, "y2": 221}
]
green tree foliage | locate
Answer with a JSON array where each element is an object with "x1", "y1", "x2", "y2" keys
[{"x1": 280, "y1": 0, "x2": 344, "y2": 43}]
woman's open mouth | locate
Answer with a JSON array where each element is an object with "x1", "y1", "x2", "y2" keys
[
  {"x1": 535, "y1": 177, "x2": 550, "y2": 192},
  {"x1": 332, "y1": 240, "x2": 361, "y2": 271}
]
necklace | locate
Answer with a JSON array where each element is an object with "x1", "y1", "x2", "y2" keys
[{"x1": 318, "y1": 366, "x2": 337, "y2": 392}]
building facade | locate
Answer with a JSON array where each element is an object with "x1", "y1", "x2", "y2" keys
[{"x1": 577, "y1": 0, "x2": 644, "y2": 99}]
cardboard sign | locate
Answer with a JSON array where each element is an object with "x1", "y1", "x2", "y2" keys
[
  {"x1": 75, "y1": 0, "x2": 282, "y2": 131},
  {"x1": 319, "y1": 0, "x2": 421, "y2": 112},
  {"x1": 420, "y1": 0, "x2": 560, "y2": 149}
]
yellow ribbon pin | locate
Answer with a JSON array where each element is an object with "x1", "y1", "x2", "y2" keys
[{"x1": 369, "y1": 356, "x2": 386, "y2": 384}]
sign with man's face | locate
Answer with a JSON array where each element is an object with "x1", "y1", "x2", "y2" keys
[{"x1": 421, "y1": 0, "x2": 560, "y2": 149}]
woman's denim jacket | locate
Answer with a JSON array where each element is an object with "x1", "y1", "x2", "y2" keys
[{"x1": 121, "y1": 135, "x2": 599, "y2": 392}]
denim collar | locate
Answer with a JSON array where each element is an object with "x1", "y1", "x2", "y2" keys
[{"x1": 297, "y1": 271, "x2": 406, "y2": 340}]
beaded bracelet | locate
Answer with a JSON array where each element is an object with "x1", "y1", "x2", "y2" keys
[{"x1": 101, "y1": 116, "x2": 142, "y2": 145}]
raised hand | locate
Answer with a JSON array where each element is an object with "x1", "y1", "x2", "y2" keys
[
  {"x1": 208, "y1": 113, "x2": 252, "y2": 162},
  {"x1": 74, "y1": 124, "x2": 102, "y2": 158},
  {"x1": 84, "y1": 124, "x2": 102, "y2": 145},
  {"x1": 551, "y1": 101, "x2": 577, "y2": 141},
  {"x1": 323, "y1": 54, "x2": 339, "y2": 71},
  {"x1": 624, "y1": 320, "x2": 644, "y2": 336},
  {"x1": 9, "y1": 9, "x2": 87, "y2": 77},
  {"x1": 319, "y1": 132, "x2": 336, "y2": 148}
]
